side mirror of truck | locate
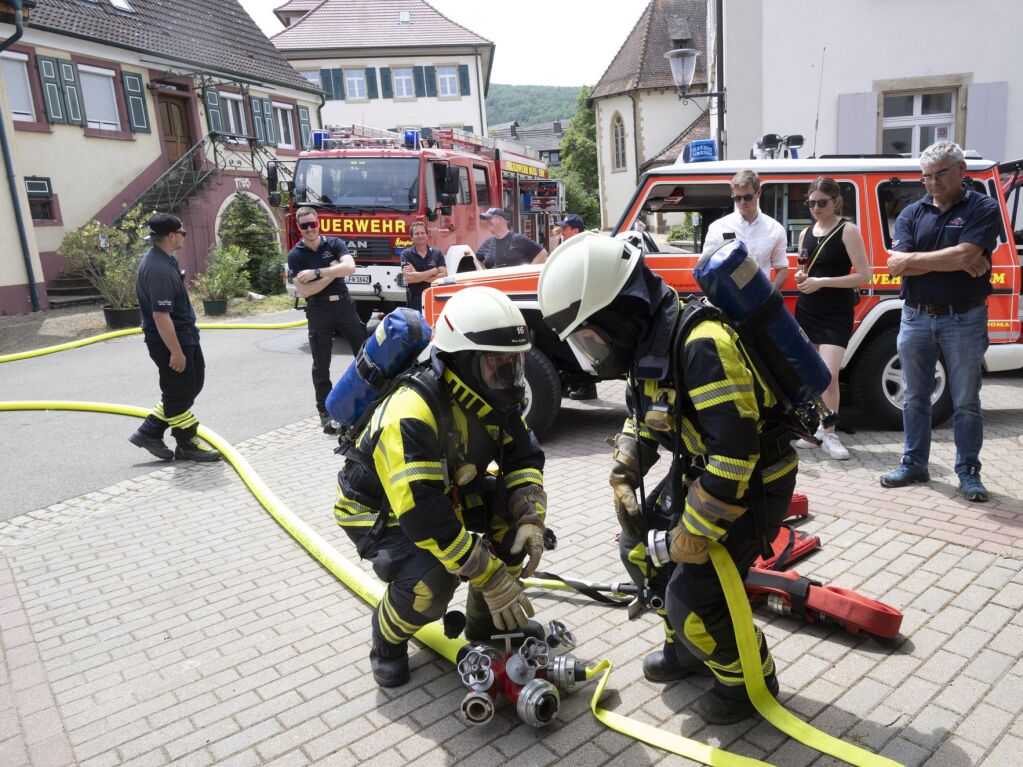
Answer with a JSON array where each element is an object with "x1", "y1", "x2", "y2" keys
[
  {"x1": 439, "y1": 192, "x2": 456, "y2": 207},
  {"x1": 279, "y1": 180, "x2": 291, "y2": 194},
  {"x1": 266, "y1": 161, "x2": 278, "y2": 192},
  {"x1": 268, "y1": 192, "x2": 281, "y2": 207}
]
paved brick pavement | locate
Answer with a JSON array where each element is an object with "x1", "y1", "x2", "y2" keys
[{"x1": 2, "y1": 373, "x2": 1022, "y2": 766}]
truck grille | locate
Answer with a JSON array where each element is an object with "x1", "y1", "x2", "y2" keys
[{"x1": 344, "y1": 238, "x2": 399, "y2": 265}]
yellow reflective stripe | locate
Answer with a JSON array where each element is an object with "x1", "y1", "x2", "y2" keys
[
  {"x1": 682, "y1": 611, "x2": 716, "y2": 656},
  {"x1": 390, "y1": 461, "x2": 445, "y2": 484},
  {"x1": 678, "y1": 415, "x2": 705, "y2": 454},
  {"x1": 467, "y1": 555, "x2": 503, "y2": 587},
  {"x1": 626, "y1": 541, "x2": 649, "y2": 578},
  {"x1": 372, "y1": 386, "x2": 440, "y2": 515},
  {"x1": 504, "y1": 468, "x2": 543, "y2": 488},
  {"x1": 706, "y1": 455, "x2": 755, "y2": 481},
  {"x1": 623, "y1": 417, "x2": 656, "y2": 442},
  {"x1": 683, "y1": 507, "x2": 726, "y2": 540},
  {"x1": 376, "y1": 596, "x2": 406, "y2": 644},
  {"x1": 437, "y1": 529, "x2": 473, "y2": 569},
  {"x1": 763, "y1": 453, "x2": 798, "y2": 483},
  {"x1": 689, "y1": 379, "x2": 755, "y2": 406},
  {"x1": 382, "y1": 595, "x2": 419, "y2": 636}
]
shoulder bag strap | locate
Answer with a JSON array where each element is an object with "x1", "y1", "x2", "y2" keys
[{"x1": 805, "y1": 221, "x2": 846, "y2": 275}]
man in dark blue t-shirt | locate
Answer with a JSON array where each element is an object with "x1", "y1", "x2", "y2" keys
[
  {"x1": 476, "y1": 208, "x2": 547, "y2": 268},
  {"x1": 882, "y1": 142, "x2": 1000, "y2": 502},
  {"x1": 287, "y1": 206, "x2": 368, "y2": 434},
  {"x1": 399, "y1": 221, "x2": 446, "y2": 311},
  {"x1": 129, "y1": 212, "x2": 221, "y2": 463}
]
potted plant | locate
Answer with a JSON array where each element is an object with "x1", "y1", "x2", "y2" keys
[
  {"x1": 57, "y1": 206, "x2": 150, "y2": 329},
  {"x1": 192, "y1": 244, "x2": 249, "y2": 316}
]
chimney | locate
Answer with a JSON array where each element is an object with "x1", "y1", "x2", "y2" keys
[{"x1": 510, "y1": 122, "x2": 518, "y2": 139}]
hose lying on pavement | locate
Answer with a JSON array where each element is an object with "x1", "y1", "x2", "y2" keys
[
  {"x1": 0, "y1": 319, "x2": 309, "y2": 364},
  {"x1": 0, "y1": 396, "x2": 904, "y2": 766}
]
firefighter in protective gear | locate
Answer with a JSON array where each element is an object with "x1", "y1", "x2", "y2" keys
[
  {"x1": 538, "y1": 232, "x2": 797, "y2": 725},
  {"x1": 334, "y1": 286, "x2": 547, "y2": 688}
]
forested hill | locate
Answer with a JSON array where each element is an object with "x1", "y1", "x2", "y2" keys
[{"x1": 485, "y1": 84, "x2": 583, "y2": 126}]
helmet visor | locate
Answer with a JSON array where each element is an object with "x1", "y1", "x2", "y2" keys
[
  {"x1": 566, "y1": 326, "x2": 614, "y2": 367},
  {"x1": 477, "y1": 351, "x2": 525, "y2": 392}
]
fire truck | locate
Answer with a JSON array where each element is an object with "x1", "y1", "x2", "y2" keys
[{"x1": 269, "y1": 124, "x2": 564, "y2": 318}]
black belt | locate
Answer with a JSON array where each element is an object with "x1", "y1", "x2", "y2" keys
[
  {"x1": 307, "y1": 292, "x2": 348, "y2": 303},
  {"x1": 906, "y1": 298, "x2": 986, "y2": 316}
]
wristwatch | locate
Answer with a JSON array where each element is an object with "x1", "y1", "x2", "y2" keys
[{"x1": 314, "y1": 268, "x2": 321, "y2": 279}]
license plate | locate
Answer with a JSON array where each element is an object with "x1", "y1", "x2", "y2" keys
[{"x1": 345, "y1": 274, "x2": 372, "y2": 285}]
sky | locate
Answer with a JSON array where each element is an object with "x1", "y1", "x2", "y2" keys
[{"x1": 238, "y1": 0, "x2": 654, "y2": 87}]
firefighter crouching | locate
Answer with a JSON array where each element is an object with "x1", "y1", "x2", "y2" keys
[
  {"x1": 537, "y1": 233, "x2": 797, "y2": 724},
  {"x1": 334, "y1": 287, "x2": 547, "y2": 687}
]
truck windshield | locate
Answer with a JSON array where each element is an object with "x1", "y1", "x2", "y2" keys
[{"x1": 293, "y1": 157, "x2": 420, "y2": 211}]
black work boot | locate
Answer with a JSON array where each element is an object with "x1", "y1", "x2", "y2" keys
[
  {"x1": 129, "y1": 429, "x2": 174, "y2": 461},
  {"x1": 696, "y1": 674, "x2": 779, "y2": 725},
  {"x1": 643, "y1": 642, "x2": 708, "y2": 683},
  {"x1": 174, "y1": 437, "x2": 222, "y2": 462},
  {"x1": 370, "y1": 641, "x2": 409, "y2": 687},
  {"x1": 319, "y1": 411, "x2": 339, "y2": 435}
]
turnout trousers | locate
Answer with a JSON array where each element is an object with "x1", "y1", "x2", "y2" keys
[{"x1": 138, "y1": 342, "x2": 205, "y2": 444}]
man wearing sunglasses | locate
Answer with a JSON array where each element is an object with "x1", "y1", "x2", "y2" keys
[
  {"x1": 287, "y1": 206, "x2": 368, "y2": 434},
  {"x1": 702, "y1": 169, "x2": 788, "y2": 289},
  {"x1": 129, "y1": 213, "x2": 221, "y2": 462}
]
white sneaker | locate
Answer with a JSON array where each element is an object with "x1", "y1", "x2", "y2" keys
[
  {"x1": 793, "y1": 428, "x2": 824, "y2": 449},
  {"x1": 821, "y1": 433, "x2": 850, "y2": 460}
]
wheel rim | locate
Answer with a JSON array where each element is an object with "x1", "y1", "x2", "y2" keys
[
  {"x1": 882, "y1": 354, "x2": 947, "y2": 410},
  {"x1": 522, "y1": 376, "x2": 533, "y2": 421}
]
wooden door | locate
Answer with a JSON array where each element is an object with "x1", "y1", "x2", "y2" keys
[{"x1": 158, "y1": 98, "x2": 192, "y2": 164}]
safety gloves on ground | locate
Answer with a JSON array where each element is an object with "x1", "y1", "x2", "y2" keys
[
  {"x1": 608, "y1": 433, "x2": 659, "y2": 540},
  {"x1": 479, "y1": 565, "x2": 535, "y2": 631},
  {"x1": 508, "y1": 485, "x2": 546, "y2": 577}
]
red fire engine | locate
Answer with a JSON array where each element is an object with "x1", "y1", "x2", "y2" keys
[{"x1": 270, "y1": 124, "x2": 563, "y2": 318}]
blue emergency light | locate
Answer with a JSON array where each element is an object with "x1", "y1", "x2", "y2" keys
[
  {"x1": 312, "y1": 129, "x2": 328, "y2": 150},
  {"x1": 403, "y1": 130, "x2": 421, "y2": 149},
  {"x1": 683, "y1": 139, "x2": 717, "y2": 163}
]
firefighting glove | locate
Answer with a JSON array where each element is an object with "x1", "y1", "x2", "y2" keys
[
  {"x1": 686, "y1": 477, "x2": 746, "y2": 530},
  {"x1": 508, "y1": 486, "x2": 546, "y2": 577},
  {"x1": 479, "y1": 564, "x2": 535, "y2": 631},
  {"x1": 609, "y1": 433, "x2": 659, "y2": 540},
  {"x1": 666, "y1": 525, "x2": 709, "y2": 565}
]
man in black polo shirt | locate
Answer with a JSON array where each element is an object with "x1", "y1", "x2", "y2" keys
[
  {"x1": 882, "y1": 142, "x2": 999, "y2": 502},
  {"x1": 129, "y1": 213, "x2": 221, "y2": 462},
  {"x1": 399, "y1": 221, "x2": 446, "y2": 311},
  {"x1": 287, "y1": 206, "x2": 368, "y2": 434},
  {"x1": 476, "y1": 208, "x2": 547, "y2": 268}
]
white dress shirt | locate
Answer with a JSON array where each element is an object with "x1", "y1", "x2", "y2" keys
[{"x1": 702, "y1": 210, "x2": 788, "y2": 277}]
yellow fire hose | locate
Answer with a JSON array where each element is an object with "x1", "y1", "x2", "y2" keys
[
  {"x1": 0, "y1": 319, "x2": 308, "y2": 364},
  {"x1": 0, "y1": 324, "x2": 905, "y2": 765}
]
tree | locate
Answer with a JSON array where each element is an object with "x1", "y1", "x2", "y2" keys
[
  {"x1": 218, "y1": 193, "x2": 283, "y2": 295},
  {"x1": 559, "y1": 86, "x2": 598, "y2": 192}
]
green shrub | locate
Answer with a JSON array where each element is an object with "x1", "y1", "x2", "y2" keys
[
  {"x1": 668, "y1": 213, "x2": 696, "y2": 242},
  {"x1": 193, "y1": 244, "x2": 249, "y2": 300},
  {"x1": 57, "y1": 206, "x2": 150, "y2": 309},
  {"x1": 218, "y1": 193, "x2": 283, "y2": 294}
]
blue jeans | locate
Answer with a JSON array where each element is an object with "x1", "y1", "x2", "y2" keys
[{"x1": 897, "y1": 304, "x2": 988, "y2": 475}]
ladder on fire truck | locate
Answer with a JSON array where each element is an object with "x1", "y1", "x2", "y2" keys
[{"x1": 320, "y1": 124, "x2": 501, "y2": 157}]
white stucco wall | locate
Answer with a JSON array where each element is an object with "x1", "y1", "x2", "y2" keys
[
  {"x1": 0, "y1": 86, "x2": 42, "y2": 292},
  {"x1": 725, "y1": 0, "x2": 1023, "y2": 161},
  {"x1": 288, "y1": 54, "x2": 486, "y2": 134}
]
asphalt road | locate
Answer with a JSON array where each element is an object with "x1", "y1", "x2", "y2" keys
[{"x1": 0, "y1": 310, "x2": 357, "y2": 521}]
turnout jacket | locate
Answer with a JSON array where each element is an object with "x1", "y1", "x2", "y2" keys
[
  {"x1": 335, "y1": 364, "x2": 545, "y2": 584},
  {"x1": 619, "y1": 267, "x2": 797, "y2": 541}
]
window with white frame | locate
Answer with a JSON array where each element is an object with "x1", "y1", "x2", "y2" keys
[
  {"x1": 78, "y1": 65, "x2": 120, "y2": 131},
  {"x1": 274, "y1": 103, "x2": 295, "y2": 149},
  {"x1": 220, "y1": 93, "x2": 246, "y2": 136},
  {"x1": 1, "y1": 53, "x2": 35, "y2": 122},
  {"x1": 612, "y1": 113, "x2": 626, "y2": 170},
  {"x1": 436, "y1": 66, "x2": 458, "y2": 97},
  {"x1": 881, "y1": 90, "x2": 955, "y2": 157},
  {"x1": 392, "y1": 67, "x2": 414, "y2": 99},
  {"x1": 344, "y1": 69, "x2": 367, "y2": 100},
  {"x1": 299, "y1": 71, "x2": 320, "y2": 87}
]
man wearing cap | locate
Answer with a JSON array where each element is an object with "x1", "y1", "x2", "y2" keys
[
  {"x1": 288, "y1": 206, "x2": 368, "y2": 434},
  {"x1": 476, "y1": 208, "x2": 547, "y2": 268},
  {"x1": 128, "y1": 213, "x2": 221, "y2": 462},
  {"x1": 557, "y1": 214, "x2": 585, "y2": 241}
]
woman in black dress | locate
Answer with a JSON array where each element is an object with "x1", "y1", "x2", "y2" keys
[{"x1": 793, "y1": 177, "x2": 870, "y2": 460}]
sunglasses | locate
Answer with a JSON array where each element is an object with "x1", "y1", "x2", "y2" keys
[
  {"x1": 731, "y1": 193, "x2": 756, "y2": 202},
  {"x1": 806, "y1": 198, "x2": 833, "y2": 209},
  {"x1": 298, "y1": 220, "x2": 320, "y2": 230}
]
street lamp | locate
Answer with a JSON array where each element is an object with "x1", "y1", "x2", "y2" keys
[{"x1": 664, "y1": 49, "x2": 725, "y2": 106}]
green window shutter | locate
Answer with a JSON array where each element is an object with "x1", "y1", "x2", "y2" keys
[
  {"x1": 250, "y1": 97, "x2": 265, "y2": 143},
  {"x1": 366, "y1": 67, "x2": 378, "y2": 100},
  {"x1": 413, "y1": 66, "x2": 426, "y2": 98},
  {"x1": 57, "y1": 60, "x2": 83, "y2": 125},
  {"x1": 319, "y1": 69, "x2": 334, "y2": 100},
  {"x1": 331, "y1": 69, "x2": 345, "y2": 101},
  {"x1": 298, "y1": 106, "x2": 312, "y2": 149},
  {"x1": 463, "y1": 125, "x2": 473, "y2": 134},
  {"x1": 203, "y1": 89, "x2": 223, "y2": 132},
  {"x1": 35, "y1": 55, "x2": 66, "y2": 124},
  {"x1": 380, "y1": 67, "x2": 392, "y2": 99},
  {"x1": 424, "y1": 66, "x2": 437, "y2": 97},
  {"x1": 121, "y1": 71, "x2": 150, "y2": 132},
  {"x1": 262, "y1": 97, "x2": 276, "y2": 144},
  {"x1": 458, "y1": 64, "x2": 471, "y2": 96}
]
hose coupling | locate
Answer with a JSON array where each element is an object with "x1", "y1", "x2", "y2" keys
[
  {"x1": 516, "y1": 678, "x2": 560, "y2": 727},
  {"x1": 460, "y1": 690, "x2": 496, "y2": 725}
]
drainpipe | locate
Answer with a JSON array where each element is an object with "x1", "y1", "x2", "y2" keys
[
  {"x1": 627, "y1": 91, "x2": 641, "y2": 186},
  {"x1": 1, "y1": 0, "x2": 41, "y2": 311}
]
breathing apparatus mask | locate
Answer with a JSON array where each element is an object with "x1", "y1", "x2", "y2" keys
[{"x1": 454, "y1": 349, "x2": 526, "y2": 413}]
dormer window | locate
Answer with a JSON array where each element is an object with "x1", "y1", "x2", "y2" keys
[
  {"x1": 109, "y1": 0, "x2": 134, "y2": 10},
  {"x1": 399, "y1": 11, "x2": 411, "y2": 24}
]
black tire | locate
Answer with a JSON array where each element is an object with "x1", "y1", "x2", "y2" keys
[
  {"x1": 848, "y1": 326, "x2": 954, "y2": 430},
  {"x1": 523, "y1": 348, "x2": 561, "y2": 438}
]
